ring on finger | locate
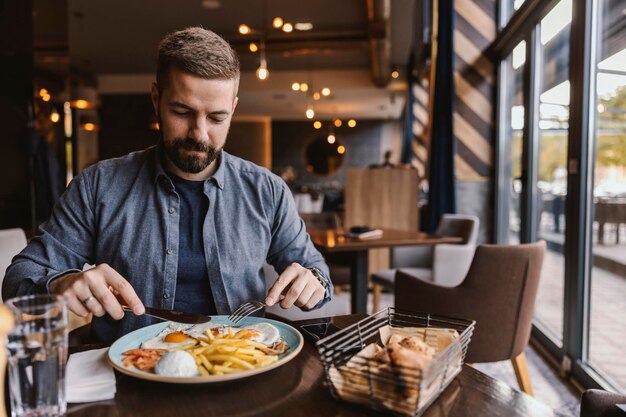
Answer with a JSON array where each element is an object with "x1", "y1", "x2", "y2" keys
[{"x1": 82, "y1": 295, "x2": 96, "y2": 305}]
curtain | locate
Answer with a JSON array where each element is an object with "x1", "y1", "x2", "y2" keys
[
  {"x1": 425, "y1": 0, "x2": 456, "y2": 232},
  {"x1": 401, "y1": 53, "x2": 415, "y2": 165}
]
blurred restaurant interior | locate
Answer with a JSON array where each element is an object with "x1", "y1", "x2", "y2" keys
[{"x1": 0, "y1": 0, "x2": 625, "y2": 415}]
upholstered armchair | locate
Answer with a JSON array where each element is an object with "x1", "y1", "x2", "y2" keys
[
  {"x1": 371, "y1": 214, "x2": 480, "y2": 312},
  {"x1": 395, "y1": 240, "x2": 546, "y2": 395}
]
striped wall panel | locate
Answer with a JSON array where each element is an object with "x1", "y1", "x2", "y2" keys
[
  {"x1": 453, "y1": 0, "x2": 496, "y2": 180},
  {"x1": 412, "y1": 79, "x2": 430, "y2": 177}
]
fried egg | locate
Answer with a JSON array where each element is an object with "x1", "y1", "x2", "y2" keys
[
  {"x1": 155, "y1": 351, "x2": 198, "y2": 377},
  {"x1": 140, "y1": 323, "x2": 196, "y2": 350},
  {"x1": 240, "y1": 323, "x2": 281, "y2": 346}
]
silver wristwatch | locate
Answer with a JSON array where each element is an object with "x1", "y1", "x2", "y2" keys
[{"x1": 308, "y1": 267, "x2": 329, "y2": 289}]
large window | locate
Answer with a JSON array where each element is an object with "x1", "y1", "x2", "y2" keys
[
  {"x1": 496, "y1": 0, "x2": 626, "y2": 393},
  {"x1": 588, "y1": 0, "x2": 626, "y2": 391},
  {"x1": 501, "y1": 41, "x2": 525, "y2": 244},
  {"x1": 533, "y1": 0, "x2": 572, "y2": 345}
]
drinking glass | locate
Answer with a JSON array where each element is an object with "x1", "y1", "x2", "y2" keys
[{"x1": 5, "y1": 294, "x2": 68, "y2": 417}]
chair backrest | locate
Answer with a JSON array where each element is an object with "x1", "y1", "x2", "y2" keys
[
  {"x1": 300, "y1": 212, "x2": 341, "y2": 231},
  {"x1": 435, "y1": 214, "x2": 479, "y2": 245},
  {"x1": 395, "y1": 240, "x2": 546, "y2": 363},
  {"x1": 430, "y1": 214, "x2": 480, "y2": 286},
  {"x1": 580, "y1": 389, "x2": 626, "y2": 417},
  {"x1": 0, "y1": 228, "x2": 28, "y2": 301},
  {"x1": 391, "y1": 213, "x2": 479, "y2": 268}
]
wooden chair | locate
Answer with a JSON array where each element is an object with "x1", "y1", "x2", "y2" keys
[
  {"x1": 394, "y1": 240, "x2": 546, "y2": 395},
  {"x1": 371, "y1": 214, "x2": 479, "y2": 312}
]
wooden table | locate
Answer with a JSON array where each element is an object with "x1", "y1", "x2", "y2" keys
[
  {"x1": 309, "y1": 229, "x2": 462, "y2": 313},
  {"x1": 63, "y1": 314, "x2": 565, "y2": 417}
]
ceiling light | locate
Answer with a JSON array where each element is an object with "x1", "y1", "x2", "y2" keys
[
  {"x1": 201, "y1": 0, "x2": 221, "y2": 9},
  {"x1": 273, "y1": 17, "x2": 283, "y2": 28},
  {"x1": 295, "y1": 22, "x2": 313, "y2": 31},
  {"x1": 50, "y1": 109, "x2": 60, "y2": 123},
  {"x1": 327, "y1": 134, "x2": 336, "y2": 144},
  {"x1": 305, "y1": 103, "x2": 315, "y2": 119},
  {"x1": 256, "y1": 65, "x2": 268, "y2": 80},
  {"x1": 300, "y1": 83, "x2": 309, "y2": 92},
  {"x1": 73, "y1": 99, "x2": 89, "y2": 109},
  {"x1": 313, "y1": 92, "x2": 321, "y2": 100},
  {"x1": 238, "y1": 24, "x2": 251, "y2": 35},
  {"x1": 82, "y1": 122, "x2": 97, "y2": 131},
  {"x1": 337, "y1": 145, "x2": 345, "y2": 154},
  {"x1": 70, "y1": 86, "x2": 98, "y2": 109},
  {"x1": 282, "y1": 22, "x2": 293, "y2": 33},
  {"x1": 249, "y1": 42, "x2": 258, "y2": 52},
  {"x1": 348, "y1": 119, "x2": 357, "y2": 127},
  {"x1": 334, "y1": 119, "x2": 342, "y2": 127},
  {"x1": 321, "y1": 87, "x2": 331, "y2": 96},
  {"x1": 291, "y1": 82, "x2": 300, "y2": 91},
  {"x1": 313, "y1": 121, "x2": 322, "y2": 129},
  {"x1": 256, "y1": 41, "x2": 269, "y2": 80}
]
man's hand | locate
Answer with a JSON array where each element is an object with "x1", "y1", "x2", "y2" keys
[
  {"x1": 49, "y1": 263, "x2": 145, "y2": 320},
  {"x1": 265, "y1": 263, "x2": 326, "y2": 310}
]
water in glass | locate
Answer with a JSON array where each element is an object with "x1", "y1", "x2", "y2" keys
[{"x1": 6, "y1": 295, "x2": 68, "y2": 417}]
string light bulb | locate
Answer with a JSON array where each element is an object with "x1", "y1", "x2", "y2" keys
[
  {"x1": 249, "y1": 42, "x2": 258, "y2": 52},
  {"x1": 273, "y1": 17, "x2": 283, "y2": 28},
  {"x1": 313, "y1": 92, "x2": 321, "y2": 100},
  {"x1": 337, "y1": 145, "x2": 346, "y2": 154},
  {"x1": 300, "y1": 83, "x2": 309, "y2": 92},
  {"x1": 313, "y1": 121, "x2": 322, "y2": 129},
  {"x1": 282, "y1": 22, "x2": 293, "y2": 32},
  {"x1": 327, "y1": 134, "x2": 336, "y2": 144},
  {"x1": 238, "y1": 24, "x2": 251, "y2": 35},
  {"x1": 256, "y1": 41, "x2": 269, "y2": 80},
  {"x1": 291, "y1": 82, "x2": 300, "y2": 91},
  {"x1": 348, "y1": 119, "x2": 357, "y2": 127},
  {"x1": 50, "y1": 109, "x2": 60, "y2": 123},
  {"x1": 334, "y1": 119, "x2": 342, "y2": 127},
  {"x1": 305, "y1": 103, "x2": 315, "y2": 119},
  {"x1": 321, "y1": 87, "x2": 331, "y2": 96},
  {"x1": 256, "y1": 64, "x2": 268, "y2": 80}
]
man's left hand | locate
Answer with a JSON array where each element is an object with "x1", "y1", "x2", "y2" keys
[{"x1": 265, "y1": 263, "x2": 325, "y2": 309}]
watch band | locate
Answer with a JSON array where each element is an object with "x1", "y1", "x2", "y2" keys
[{"x1": 308, "y1": 267, "x2": 329, "y2": 289}]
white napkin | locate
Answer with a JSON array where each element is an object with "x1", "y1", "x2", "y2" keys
[{"x1": 66, "y1": 348, "x2": 116, "y2": 403}]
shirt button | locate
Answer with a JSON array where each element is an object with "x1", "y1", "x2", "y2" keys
[
  {"x1": 168, "y1": 207, "x2": 175, "y2": 214},
  {"x1": 166, "y1": 248, "x2": 173, "y2": 255},
  {"x1": 163, "y1": 293, "x2": 169, "y2": 299}
]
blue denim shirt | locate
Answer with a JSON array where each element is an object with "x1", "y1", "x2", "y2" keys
[{"x1": 3, "y1": 146, "x2": 332, "y2": 342}]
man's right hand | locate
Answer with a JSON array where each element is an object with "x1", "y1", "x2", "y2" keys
[{"x1": 49, "y1": 263, "x2": 145, "y2": 320}]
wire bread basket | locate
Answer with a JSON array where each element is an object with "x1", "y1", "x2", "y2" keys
[{"x1": 316, "y1": 308, "x2": 475, "y2": 416}]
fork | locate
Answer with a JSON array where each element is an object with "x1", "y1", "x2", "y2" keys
[{"x1": 228, "y1": 300, "x2": 266, "y2": 324}]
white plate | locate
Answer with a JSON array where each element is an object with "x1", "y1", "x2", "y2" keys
[{"x1": 107, "y1": 316, "x2": 303, "y2": 384}]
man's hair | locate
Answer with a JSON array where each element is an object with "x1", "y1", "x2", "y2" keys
[{"x1": 156, "y1": 27, "x2": 240, "y2": 95}]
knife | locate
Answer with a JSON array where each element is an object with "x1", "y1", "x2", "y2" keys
[{"x1": 121, "y1": 305, "x2": 211, "y2": 324}]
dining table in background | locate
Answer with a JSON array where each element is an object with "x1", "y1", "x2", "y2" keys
[
  {"x1": 308, "y1": 228, "x2": 463, "y2": 313},
  {"x1": 59, "y1": 314, "x2": 567, "y2": 417}
]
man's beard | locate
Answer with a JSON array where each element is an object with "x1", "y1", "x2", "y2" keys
[{"x1": 163, "y1": 137, "x2": 221, "y2": 174}]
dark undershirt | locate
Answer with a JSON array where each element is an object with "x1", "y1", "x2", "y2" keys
[{"x1": 169, "y1": 173, "x2": 217, "y2": 315}]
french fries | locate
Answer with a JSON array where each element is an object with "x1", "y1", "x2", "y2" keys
[{"x1": 183, "y1": 328, "x2": 281, "y2": 375}]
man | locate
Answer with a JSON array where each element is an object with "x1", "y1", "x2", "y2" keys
[{"x1": 3, "y1": 27, "x2": 332, "y2": 343}]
